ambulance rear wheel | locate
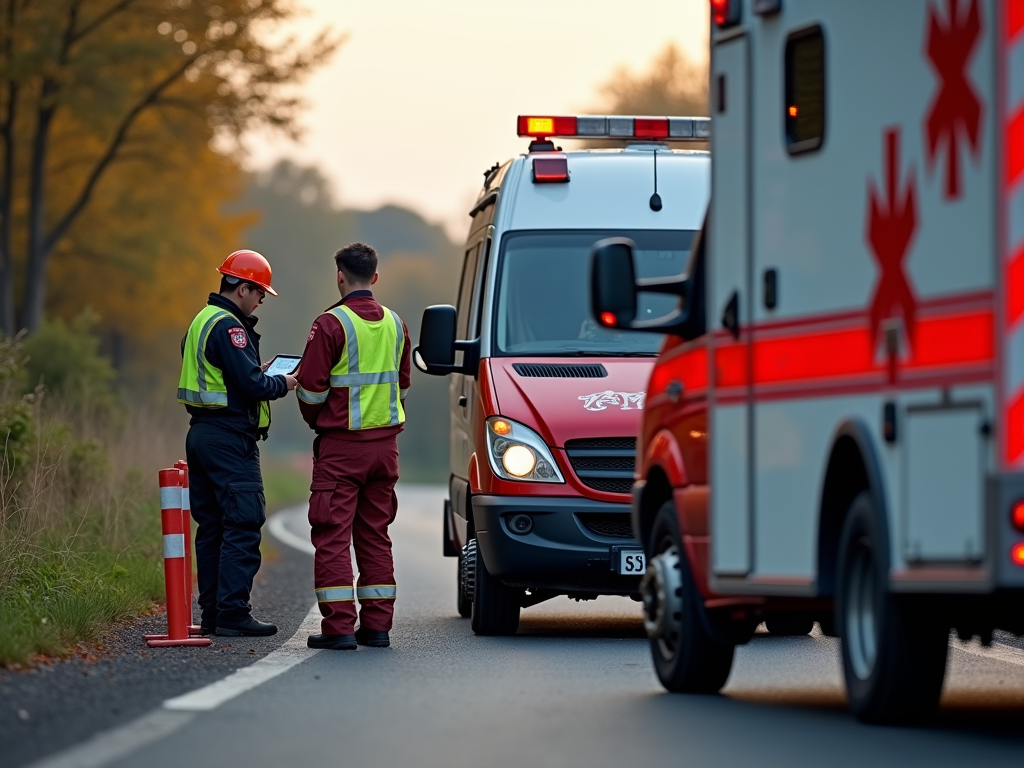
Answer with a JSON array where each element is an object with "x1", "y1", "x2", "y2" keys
[
  {"x1": 837, "y1": 491, "x2": 949, "y2": 723},
  {"x1": 642, "y1": 501, "x2": 734, "y2": 694},
  {"x1": 468, "y1": 538, "x2": 521, "y2": 636},
  {"x1": 456, "y1": 552, "x2": 472, "y2": 618}
]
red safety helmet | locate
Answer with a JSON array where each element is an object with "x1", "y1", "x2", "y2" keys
[{"x1": 217, "y1": 249, "x2": 278, "y2": 296}]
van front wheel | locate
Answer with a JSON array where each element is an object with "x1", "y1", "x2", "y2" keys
[{"x1": 468, "y1": 538, "x2": 521, "y2": 636}]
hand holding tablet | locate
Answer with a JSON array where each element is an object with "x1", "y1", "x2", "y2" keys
[{"x1": 265, "y1": 355, "x2": 301, "y2": 377}]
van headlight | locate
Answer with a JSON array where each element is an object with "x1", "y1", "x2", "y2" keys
[{"x1": 486, "y1": 417, "x2": 564, "y2": 483}]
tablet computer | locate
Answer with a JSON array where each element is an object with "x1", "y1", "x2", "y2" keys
[{"x1": 265, "y1": 355, "x2": 301, "y2": 377}]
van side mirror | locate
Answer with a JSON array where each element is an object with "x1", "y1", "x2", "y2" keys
[
  {"x1": 590, "y1": 238, "x2": 638, "y2": 328},
  {"x1": 414, "y1": 304, "x2": 481, "y2": 377},
  {"x1": 415, "y1": 305, "x2": 456, "y2": 374}
]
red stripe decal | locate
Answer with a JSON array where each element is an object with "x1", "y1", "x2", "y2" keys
[
  {"x1": 1008, "y1": 389, "x2": 1024, "y2": 463},
  {"x1": 1009, "y1": 245, "x2": 1024, "y2": 327},
  {"x1": 721, "y1": 310, "x2": 994, "y2": 390},
  {"x1": 1009, "y1": 107, "x2": 1024, "y2": 187},
  {"x1": 1010, "y1": 0, "x2": 1024, "y2": 42}
]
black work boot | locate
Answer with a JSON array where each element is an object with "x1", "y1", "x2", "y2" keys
[
  {"x1": 355, "y1": 628, "x2": 390, "y2": 647},
  {"x1": 307, "y1": 633, "x2": 357, "y2": 650},
  {"x1": 216, "y1": 616, "x2": 278, "y2": 637}
]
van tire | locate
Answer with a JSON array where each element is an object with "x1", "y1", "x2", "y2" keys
[
  {"x1": 837, "y1": 491, "x2": 949, "y2": 723},
  {"x1": 468, "y1": 538, "x2": 521, "y2": 635},
  {"x1": 765, "y1": 617, "x2": 815, "y2": 636},
  {"x1": 642, "y1": 501, "x2": 734, "y2": 693},
  {"x1": 457, "y1": 553, "x2": 472, "y2": 618}
]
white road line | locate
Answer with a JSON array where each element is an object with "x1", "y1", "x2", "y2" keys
[
  {"x1": 24, "y1": 710, "x2": 196, "y2": 768},
  {"x1": 164, "y1": 604, "x2": 322, "y2": 711},
  {"x1": 952, "y1": 639, "x2": 1024, "y2": 669},
  {"x1": 268, "y1": 505, "x2": 314, "y2": 555},
  {"x1": 25, "y1": 510, "x2": 322, "y2": 768}
]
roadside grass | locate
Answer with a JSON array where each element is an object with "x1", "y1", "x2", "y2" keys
[
  {"x1": 262, "y1": 460, "x2": 311, "y2": 512},
  {"x1": 0, "y1": 322, "x2": 187, "y2": 668}
]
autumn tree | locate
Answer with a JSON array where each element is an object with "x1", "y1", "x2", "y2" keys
[
  {"x1": 586, "y1": 44, "x2": 708, "y2": 149},
  {"x1": 0, "y1": 0, "x2": 340, "y2": 335}
]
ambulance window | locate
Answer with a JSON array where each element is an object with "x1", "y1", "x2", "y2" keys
[
  {"x1": 785, "y1": 25, "x2": 825, "y2": 154},
  {"x1": 456, "y1": 243, "x2": 480, "y2": 339},
  {"x1": 472, "y1": 238, "x2": 491, "y2": 338}
]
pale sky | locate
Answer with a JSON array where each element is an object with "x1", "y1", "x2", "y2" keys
[{"x1": 247, "y1": 0, "x2": 709, "y2": 240}]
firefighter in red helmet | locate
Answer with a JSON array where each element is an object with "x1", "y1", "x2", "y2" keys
[{"x1": 178, "y1": 250, "x2": 296, "y2": 637}]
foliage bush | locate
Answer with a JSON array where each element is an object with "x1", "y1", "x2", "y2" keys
[{"x1": 0, "y1": 317, "x2": 174, "y2": 666}]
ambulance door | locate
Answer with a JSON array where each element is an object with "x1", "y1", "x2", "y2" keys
[
  {"x1": 450, "y1": 241, "x2": 481, "y2": 485},
  {"x1": 709, "y1": 32, "x2": 753, "y2": 579}
]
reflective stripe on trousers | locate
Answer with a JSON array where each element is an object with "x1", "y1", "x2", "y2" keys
[
  {"x1": 315, "y1": 586, "x2": 355, "y2": 602},
  {"x1": 356, "y1": 584, "x2": 397, "y2": 600}
]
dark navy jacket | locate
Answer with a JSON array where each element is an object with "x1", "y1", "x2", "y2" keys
[{"x1": 182, "y1": 293, "x2": 288, "y2": 439}]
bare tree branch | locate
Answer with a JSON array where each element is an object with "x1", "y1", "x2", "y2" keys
[
  {"x1": 43, "y1": 56, "x2": 198, "y2": 254},
  {"x1": 70, "y1": 0, "x2": 141, "y2": 46}
]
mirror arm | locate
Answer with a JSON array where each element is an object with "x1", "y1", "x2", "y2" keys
[
  {"x1": 635, "y1": 274, "x2": 689, "y2": 295},
  {"x1": 412, "y1": 341, "x2": 480, "y2": 377}
]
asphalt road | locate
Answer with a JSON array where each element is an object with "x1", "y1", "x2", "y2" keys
[{"x1": 23, "y1": 485, "x2": 1024, "y2": 768}]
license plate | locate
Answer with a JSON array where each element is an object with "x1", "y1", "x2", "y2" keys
[{"x1": 619, "y1": 550, "x2": 646, "y2": 575}]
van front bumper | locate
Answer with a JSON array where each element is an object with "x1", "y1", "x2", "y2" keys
[{"x1": 471, "y1": 494, "x2": 642, "y2": 596}]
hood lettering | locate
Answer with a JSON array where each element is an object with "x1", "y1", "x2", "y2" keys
[{"x1": 578, "y1": 390, "x2": 645, "y2": 412}]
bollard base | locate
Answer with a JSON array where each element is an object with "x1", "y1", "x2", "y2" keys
[
  {"x1": 188, "y1": 624, "x2": 204, "y2": 636},
  {"x1": 146, "y1": 637, "x2": 211, "y2": 647}
]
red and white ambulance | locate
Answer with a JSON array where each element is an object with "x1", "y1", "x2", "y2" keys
[{"x1": 592, "y1": 0, "x2": 1024, "y2": 722}]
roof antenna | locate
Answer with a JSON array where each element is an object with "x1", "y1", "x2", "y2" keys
[{"x1": 649, "y1": 149, "x2": 663, "y2": 212}]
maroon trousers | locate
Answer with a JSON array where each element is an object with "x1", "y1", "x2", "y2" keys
[{"x1": 309, "y1": 434, "x2": 399, "y2": 635}]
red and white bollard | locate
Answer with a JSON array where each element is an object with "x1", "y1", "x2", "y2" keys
[
  {"x1": 145, "y1": 468, "x2": 210, "y2": 648},
  {"x1": 174, "y1": 459, "x2": 203, "y2": 636}
]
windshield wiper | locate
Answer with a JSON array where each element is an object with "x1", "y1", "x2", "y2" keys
[{"x1": 562, "y1": 349, "x2": 659, "y2": 357}]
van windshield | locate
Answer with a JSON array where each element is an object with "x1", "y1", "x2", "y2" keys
[{"x1": 494, "y1": 229, "x2": 695, "y2": 356}]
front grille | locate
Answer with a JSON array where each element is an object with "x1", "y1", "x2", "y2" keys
[
  {"x1": 564, "y1": 437, "x2": 636, "y2": 495},
  {"x1": 512, "y1": 363, "x2": 608, "y2": 378},
  {"x1": 577, "y1": 513, "x2": 635, "y2": 539}
]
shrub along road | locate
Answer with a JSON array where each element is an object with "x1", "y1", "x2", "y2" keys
[{"x1": 8, "y1": 485, "x2": 1024, "y2": 768}]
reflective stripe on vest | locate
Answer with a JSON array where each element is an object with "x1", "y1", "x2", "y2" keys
[
  {"x1": 315, "y1": 586, "x2": 355, "y2": 602},
  {"x1": 297, "y1": 385, "x2": 329, "y2": 404},
  {"x1": 178, "y1": 307, "x2": 233, "y2": 407},
  {"x1": 356, "y1": 584, "x2": 397, "y2": 600},
  {"x1": 327, "y1": 305, "x2": 406, "y2": 430}
]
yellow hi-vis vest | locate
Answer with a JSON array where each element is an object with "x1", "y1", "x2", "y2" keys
[
  {"x1": 177, "y1": 305, "x2": 270, "y2": 429},
  {"x1": 327, "y1": 305, "x2": 406, "y2": 430}
]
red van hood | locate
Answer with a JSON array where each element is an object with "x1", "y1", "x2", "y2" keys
[{"x1": 488, "y1": 357, "x2": 654, "y2": 448}]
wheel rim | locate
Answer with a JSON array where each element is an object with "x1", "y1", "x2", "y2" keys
[
  {"x1": 845, "y1": 538, "x2": 878, "y2": 680},
  {"x1": 641, "y1": 537, "x2": 683, "y2": 661}
]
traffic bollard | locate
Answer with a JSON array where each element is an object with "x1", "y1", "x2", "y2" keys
[
  {"x1": 145, "y1": 468, "x2": 211, "y2": 648},
  {"x1": 174, "y1": 459, "x2": 203, "y2": 636}
]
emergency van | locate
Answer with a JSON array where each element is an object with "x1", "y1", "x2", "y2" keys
[
  {"x1": 592, "y1": 0, "x2": 1024, "y2": 722},
  {"x1": 414, "y1": 116, "x2": 709, "y2": 635}
]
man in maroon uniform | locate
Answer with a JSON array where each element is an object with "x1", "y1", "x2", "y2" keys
[{"x1": 297, "y1": 243, "x2": 411, "y2": 650}]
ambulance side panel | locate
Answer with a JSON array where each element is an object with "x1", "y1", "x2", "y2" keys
[
  {"x1": 710, "y1": 0, "x2": 1000, "y2": 594},
  {"x1": 709, "y1": 32, "x2": 753, "y2": 577}
]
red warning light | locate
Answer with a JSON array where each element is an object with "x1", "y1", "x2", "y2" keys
[
  {"x1": 1012, "y1": 500, "x2": 1024, "y2": 533},
  {"x1": 600, "y1": 311, "x2": 617, "y2": 327},
  {"x1": 1012, "y1": 543, "x2": 1024, "y2": 567},
  {"x1": 712, "y1": 0, "x2": 740, "y2": 27}
]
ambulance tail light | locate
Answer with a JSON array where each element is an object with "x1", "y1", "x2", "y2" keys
[
  {"x1": 517, "y1": 115, "x2": 709, "y2": 143},
  {"x1": 1012, "y1": 500, "x2": 1024, "y2": 534},
  {"x1": 711, "y1": 0, "x2": 741, "y2": 28}
]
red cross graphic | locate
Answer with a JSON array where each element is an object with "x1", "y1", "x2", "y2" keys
[
  {"x1": 867, "y1": 129, "x2": 919, "y2": 356},
  {"x1": 925, "y1": 0, "x2": 983, "y2": 200}
]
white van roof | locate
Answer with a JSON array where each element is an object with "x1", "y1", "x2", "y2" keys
[{"x1": 497, "y1": 148, "x2": 709, "y2": 233}]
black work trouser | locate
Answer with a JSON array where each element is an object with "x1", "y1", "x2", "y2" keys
[{"x1": 184, "y1": 421, "x2": 266, "y2": 627}]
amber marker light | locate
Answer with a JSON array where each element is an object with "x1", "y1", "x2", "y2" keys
[
  {"x1": 1012, "y1": 543, "x2": 1024, "y2": 567},
  {"x1": 492, "y1": 419, "x2": 512, "y2": 436},
  {"x1": 789, "y1": 105, "x2": 798, "y2": 117}
]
